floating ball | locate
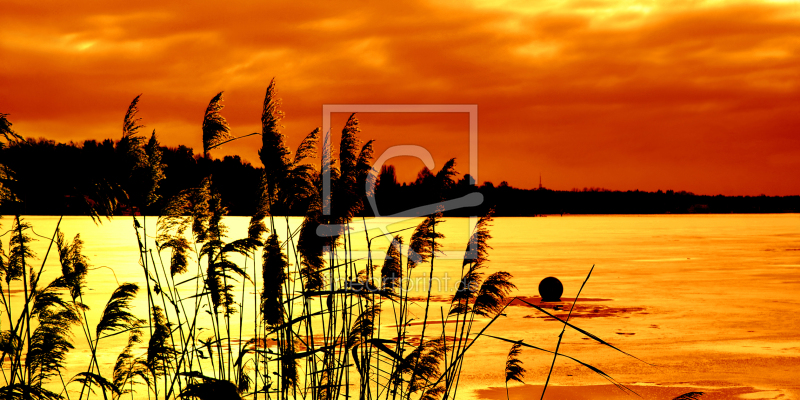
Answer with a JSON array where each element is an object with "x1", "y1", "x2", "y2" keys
[{"x1": 538, "y1": 277, "x2": 563, "y2": 302}]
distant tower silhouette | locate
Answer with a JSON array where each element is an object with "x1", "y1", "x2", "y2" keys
[{"x1": 539, "y1": 173, "x2": 543, "y2": 190}]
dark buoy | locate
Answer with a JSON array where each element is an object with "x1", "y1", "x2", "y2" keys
[{"x1": 538, "y1": 277, "x2": 563, "y2": 302}]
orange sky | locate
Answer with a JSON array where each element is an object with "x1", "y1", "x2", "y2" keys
[{"x1": 1, "y1": 0, "x2": 799, "y2": 195}]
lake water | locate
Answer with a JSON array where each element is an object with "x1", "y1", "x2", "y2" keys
[{"x1": 3, "y1": 214, "x2": 799, "y2": 399}]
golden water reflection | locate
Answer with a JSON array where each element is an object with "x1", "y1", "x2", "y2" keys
[{"x1": 3, "y1": 214, "x2": 798, "y2": 399}]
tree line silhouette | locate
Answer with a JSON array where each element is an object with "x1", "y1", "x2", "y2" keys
[
  {"x1": 0, "y1": 138, "x2": 260, "y2": 216},
  {"x1": 0, "y1": 137, "x2": 796, "y2": 216}
]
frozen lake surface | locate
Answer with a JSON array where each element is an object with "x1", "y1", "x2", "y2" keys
[{"x1": 4, "y1": 214, "x2": 799, "y2": 399}]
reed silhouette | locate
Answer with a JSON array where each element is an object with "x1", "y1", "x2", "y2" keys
[
  {"x1": 504, "y1": 342, "x2": 525, "y2": 400},
  {"x1": 0, "y1": 81, "x2": 649, "y2": 400}
]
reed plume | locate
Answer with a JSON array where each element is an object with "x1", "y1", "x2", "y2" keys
[
  {"x1": 297, "y1": 207, "x2": 327, "y2": 291},
  {"x1": 191, "y1": 178, "x2": 214, "y2": 242},
  {"x1": 419, "y1": 385, "x2": 446, "y2": 400},
  {"x1": 28, "y1": 277, "x2": 81, "y2": 386},
  {"x1": 0, "y1": 384, "x2": 60, "y2": 400},
  {"x1": 157, "y1": 176, "x2": 220, "y2": 243},
  {"x1": 464, "y1": 211, "x2": 493, "y2": 269},
  {"x1": 70, "y1": 371, "x2": 121, "y2": 399},
  {"x1": 122, "y1": 95, "x2": 144, "y2": 140},
  {"x1": 320, "y1": 128, "x2": 337, "y2": 193},
  {"x1": 160, "y1": 236, "x2": 191, "y2": 276},
  {"x1": 328, "y1": 114, "x2": 373, "y2": 221},
  {"x1": 355, "y1": 140, "x2": 374, "y2": 185},
  {"x1": 254, "y1": 78, "x2": 292, "y2": 220},
  {"x1": 55, "y1": 232, "x2": 88, "y2": 301},
  {"x1": 0, "y1": 165, "x2": 16, "y2": 206},
  {"x1": 380, "y1": 236, "x2": 403, "y2": 291},
  {"x1": 393, "y1": 338, "x2": 447, "y2": 394},
  {"x1": 6, "y1": 219, "x2": 34, "y2": 284},
  {"x1": 95, "y1": 283, "x2": 142, "y2": 337},
  {"x1": 294, "y1": 127, "x2": 320, "y2": 166},
  {"x1": 203, "y1": 255, "x2": 250, "y2": 316},
  {"x1": 282, "y1": 128, "x2": 321, "y2": 213},
  {"x1": 113, "y1": 325, "x2": 148, "y2": 398},
  {"x1": 156, "y1": 186, "x2": 197, "y2": 275},
  {"x1": 202, "y1": 92, "x2": 233, "y2": 155},
  {"x1": 259, "y1": 78, "x2": 290, "y2": 175},
  {"x1": 247, "y1": 173, "x2": 270, "y2": 242},
  {"x1": 146, "y1": 306, "x2": 175, "y2": 379},
  {"x1": 0, "y1": 113, "x2": 23, "y2": 143},
  {"x1": 473, "y1": 271, "x2": 516, "y2": 317},
  {"x1": 118, "y1": 95, "x2": 147, "y2": 170},
  {"x1": 505, "y1": 342, "x2": 525, "y2": 384},
  {"x1": 434, "y1": 158, "x2": 458, "y2": 200},
  {"x1": 261, "y1": 233, "x2": 288, "y2": 326},
  {"x1": 110, "y1": 94, "x2": 171, "y2": 217},
  {"x1": 408, "y1": 214, "x2": 443, "y2": 269},
  {"x1": 192, "y1": 179, "x2": 252, "y2": 316},
  {"x1": 347, "y1": 304, "x2": 379, "y2": 350},
  {"x1": 504, "y1": 341, "x2": 525, "y2": 400},
  {"x1": 76, "y1": 175, "x2": 126, "y2": 222},
  {"x1": 450, "y1": 211, "x2": 494, "y2": 310},
  {"x1": 338, "y1": 114, "x2": 361, "y2": 181},
  {"x1": 143, "y1": 130, "x2": 166, "y2": 207}
]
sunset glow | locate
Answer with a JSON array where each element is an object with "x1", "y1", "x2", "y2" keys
[{"x1": 2, "y1": 0, "x2": 799, "y2": 195}]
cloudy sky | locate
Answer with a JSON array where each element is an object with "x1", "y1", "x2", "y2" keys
[{"x1": 2, "y1": 0, "x2": 799, "y2": 195}]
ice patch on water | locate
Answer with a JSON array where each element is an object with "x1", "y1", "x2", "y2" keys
[{"x1": 739, "y1": 390, "x2": 784, "y2": 399}]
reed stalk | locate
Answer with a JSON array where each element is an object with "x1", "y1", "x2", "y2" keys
[{"x1": 0, "y1": 87, "x2": 646, "y2": 400}]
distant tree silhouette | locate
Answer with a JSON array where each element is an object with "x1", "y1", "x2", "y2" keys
[
  {"x1": 374, "y1": 165, "x2": 401, "y2": 215},
  {"x1": 1, "y1": 107, "x2": 798, "y2": 218}
]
